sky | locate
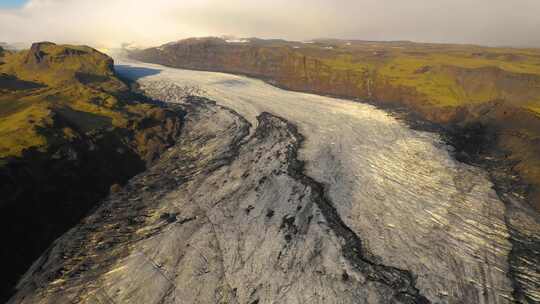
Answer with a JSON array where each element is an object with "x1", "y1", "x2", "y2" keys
[
  {"x1": 0, "y1": 0, "x2": 26, "y2": 8},
  {"x1": 0, "y1": 0, "x2": 539, "y2": 48}
]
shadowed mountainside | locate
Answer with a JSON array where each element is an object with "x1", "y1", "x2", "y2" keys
[
  {"x1": 0, "y1": 42, "x2": 184, "y2": 301},
  {"x1": 130, "y1": 37, "x2": 540, "y2": 211}
]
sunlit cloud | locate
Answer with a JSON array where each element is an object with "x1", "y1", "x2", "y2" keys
[{"x1": 0, "y1": 0, "x2": 539, "y2": 48}]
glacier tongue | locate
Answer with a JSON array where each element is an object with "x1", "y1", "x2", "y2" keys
[{"x1": 117, "y1": 61, "x2": 526, "y2": 303}]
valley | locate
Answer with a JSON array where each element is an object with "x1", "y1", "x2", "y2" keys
[{"x1": 8, "y1": 60, "x2": 539, "y2": 303}]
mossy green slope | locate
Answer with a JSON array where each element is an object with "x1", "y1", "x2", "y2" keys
[{"x1": 0, "y1": 42, "x2": 153, "y2": 158}]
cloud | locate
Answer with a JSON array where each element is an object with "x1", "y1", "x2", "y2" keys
[{"x1": 1, "y1": 0, "x2": 539, "y2": 48}]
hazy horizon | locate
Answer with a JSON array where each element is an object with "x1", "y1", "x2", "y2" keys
[{"x1": 1, "y1": 0, "x2": 540, "y2": 49}]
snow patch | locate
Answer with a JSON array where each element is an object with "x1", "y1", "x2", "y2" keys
[{"x1": 225, "y1": 39, "x2": 249, "y2": 43}]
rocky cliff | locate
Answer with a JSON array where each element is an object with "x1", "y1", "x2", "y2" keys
[
  {"x1": 0, "y1": 42, "x2": 184, "y2": 301},
  {"x1": 130, "y1": 37, "x2": 540, "y2": 211}
]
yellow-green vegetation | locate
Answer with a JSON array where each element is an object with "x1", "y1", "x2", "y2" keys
[
  {"x1": 1, "y1": 42, "x2": 122, "y2": 89},
  {"x1": 528, "y1": 104, "x2": 540, "y2": 116},
  {"x1": 302, "y1": 42, "x2": 540, "y2": 109},
  {"x1": 0, "y1": 42, "x2": 151, "y2": 158},
  {"x1": 0, "y1": 102, "x2": 50, "y2": 156}
]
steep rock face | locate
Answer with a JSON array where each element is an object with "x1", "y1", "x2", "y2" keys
[{"x1": 130, "y1": 38, "x2": 540, "y2": 211}]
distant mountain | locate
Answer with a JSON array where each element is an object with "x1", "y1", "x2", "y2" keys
[
  {"x1": 0, "y1": 42, "x2": 183, "y2": 301},
  {"x1": 130, "y1": 37, "x2": 540, "y2": 212}
]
